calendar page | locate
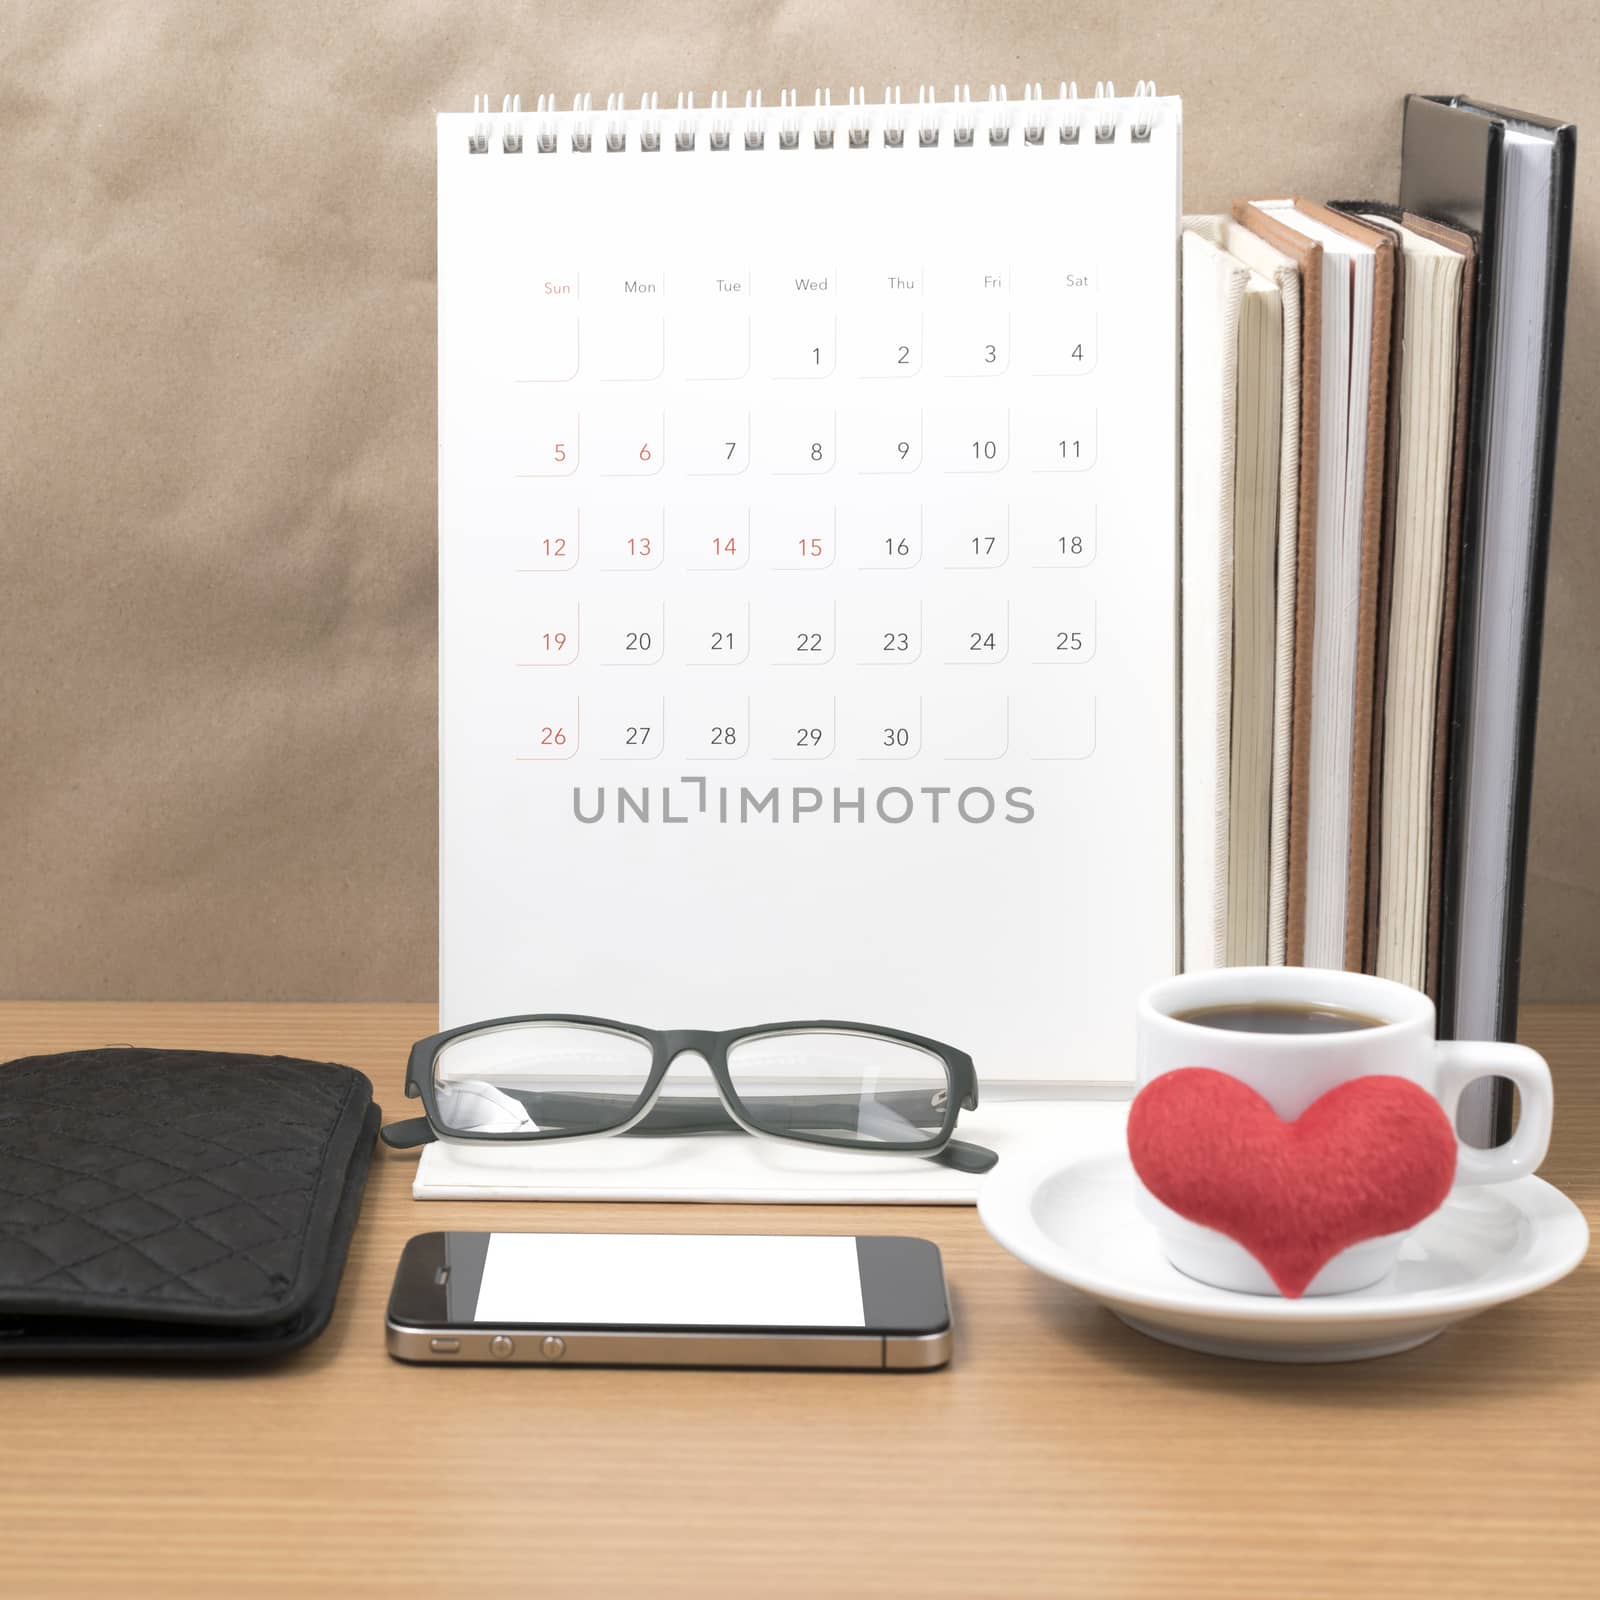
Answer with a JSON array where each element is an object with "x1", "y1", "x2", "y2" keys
[{"x1": 438, "y1": 90, "x2": 1180, "y2": 1087}]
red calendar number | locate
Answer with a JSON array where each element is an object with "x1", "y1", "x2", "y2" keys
[{"x1": 539, "y1": 726, "x2": 568, "y2": 747}]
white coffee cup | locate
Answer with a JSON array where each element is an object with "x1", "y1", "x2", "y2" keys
[{"x1": 1134, "y1": 966, "x2": 1554, "y2": 1296}]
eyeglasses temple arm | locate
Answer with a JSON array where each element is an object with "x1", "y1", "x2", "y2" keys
[
  {"x1": 934, "y1": 1139, "x2": 998, "y2": 1173},
  {"x1": 379, "y1": 1117, "x2": 436, "y2": 1149}
]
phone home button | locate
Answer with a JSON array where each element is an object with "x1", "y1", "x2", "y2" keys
[
  {"x1": 539, "y1": 1336, "x2": 566, "y2": 1361},
  {"x1": 488, "y1": 1335, "x2": 515, "y2": 1359}
]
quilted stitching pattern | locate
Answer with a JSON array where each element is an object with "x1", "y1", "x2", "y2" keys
[{"x1": 0, "y1": 1048, "x2": 368, "y2": 1320}]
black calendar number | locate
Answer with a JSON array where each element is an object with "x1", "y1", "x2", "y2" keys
[
  {"x1": 1059, "y1": 534, "x2": 1085, "y2": 556},
  {"x1": 883, "y1": 727, "x2": 910, "y2": 748},
  {"x1": 796, "y1": 727, "x2": 824, "y2": 748},
  {"x1": 971, "y1": 439, "x2": 998, "y2": 460},
  {"x1": 795, "y1": 631, "x2": 823, "y2": 652},
  {"x1": 983, "y1": 343, "x2": 997, "y2": 364},
  {"x1": 970, "y1": 535, "x2": 996, "y2": 556},
  {"x1": 711, "y1": 631, "x2": 736, "y2": 652},
  {"x1": 884, "y1": 536, "x2": 910, "y2": 557},
  {"x1": 882, "y1": 631, "x2": 910, "y2": 653},
  {"x1": 897, "y1": 345, "x2": 911, "y2": 365},
  {"x1": 625, "y1": 631, "x2": 652, "y2": 652},
  {"x1": 810, "y1": 441, "x2": 824, "y2": 461},
  {"x1": 710, "y1": 726, "x2": 737, "y2": 746},
  {"x1": 1056, "y1": 630, "x2": 1083, "y2": 652},
  {"x1": 1058, "y1": 439, "x2": 1081, "y2": 460},
  {"x1": 624, "y1": 725, "x2": 651, "y2": 745},
  {"x1": 969, "y1": 631, "x2": 997, "y2": 652},
  {"x1": 897, "y1": 441, "x2": 911, "y2": 460}
]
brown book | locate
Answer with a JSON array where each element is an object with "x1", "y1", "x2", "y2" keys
[
  {"x1": 1232, "y1": 199, "x2": 1394, "y2": 970},
  {"x1": 1330, "y1": 203, "x2": 1409, "y2": 974},
  {"x1": 1332, "y1": 205, "x2": 1476, "y2": 994}
]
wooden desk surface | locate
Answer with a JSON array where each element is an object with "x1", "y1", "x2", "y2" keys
[{"x1": 2, "y1": 1002, "x2": 1596, "y2": 1598}]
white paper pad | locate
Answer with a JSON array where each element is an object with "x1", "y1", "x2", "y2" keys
[{"x1": 411, "y1": 1097, "x2": 1131, "y2": 1204}]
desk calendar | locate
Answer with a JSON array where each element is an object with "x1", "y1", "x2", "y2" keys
[{"x1": 438, "y1": 86, "x2": 1181, "y2": 1088}]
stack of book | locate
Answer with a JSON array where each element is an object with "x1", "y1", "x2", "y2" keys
[{"x1": 1180, "y1": 95, "x2": 1576, "y2": 1131}]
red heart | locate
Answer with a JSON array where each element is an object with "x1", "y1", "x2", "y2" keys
[{"x1": 1127, "y1": 1068, "x2": 1458, "y2": 1297}]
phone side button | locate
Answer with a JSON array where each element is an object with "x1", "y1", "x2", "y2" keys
[
  {"x1": 539, "y1": 1336, "x2": 567, "y2": 1361},
  {"x1": 489, "y1": 1335, "x2": 515, "y2": 1359},
  {"x1": 429, "y1": 1338, "x2": 462, "y2": 1354}
]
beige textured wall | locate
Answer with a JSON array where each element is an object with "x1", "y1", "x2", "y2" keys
[{"x1": 2, "y1": 1, "x2": 1595, "y2": 1001}]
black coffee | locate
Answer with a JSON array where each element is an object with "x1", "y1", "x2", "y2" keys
[{"x1": 1174, "y1": 1002, "x2": 1385, "y2": 1036}]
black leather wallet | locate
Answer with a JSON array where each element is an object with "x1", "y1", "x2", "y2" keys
[{"x1": 0, "y1": 1047, "x2": 377, "y2": 1360}]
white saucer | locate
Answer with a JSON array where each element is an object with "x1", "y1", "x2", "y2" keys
[{"x1": 978, "y1": 1150, "x2": 1589, "y2": 1362}]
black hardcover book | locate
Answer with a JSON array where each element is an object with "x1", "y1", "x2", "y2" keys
[{"x1": 1399, "y1": 95, "x2": 1576, "y2": 1143}]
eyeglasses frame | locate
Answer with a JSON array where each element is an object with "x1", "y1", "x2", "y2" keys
[{"x1": 398, "y1": 1012, "x2": 982, "y2": 1159}]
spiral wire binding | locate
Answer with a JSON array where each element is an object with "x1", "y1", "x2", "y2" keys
[
  {"x1": 465, "y1": 81, "x2": 1163, "y2": 153},
  {"x1": 951, "y1": 84, "x2": 975, "y2": 147},
  {"x1": 570, "y1": 92, "x2": 594, "y2": 153},
  {"x1": 468, "y1": 93, "x2": 491, "y2": 154},
  {"x1": 708, "y1": 89, "x2": 731, "y2": 151},
  {"x1": 500, "y1": 95, "x2": 523, "y2": 153},
  {"x1": 986, "y1": 85, "x2": 1009, "y2": 146},
  {"x1": 813, "y1": 89, "x2": 834, "y2": 150},
  {"x1": 882, "y1": 85, "x2": 905, "y2": 148},
  {"x1": 777, "y1": 89, "x2": 800, "y2": 150},
  {"x1": 847, "y1": 87, "x2": 871, "y2": 149}
]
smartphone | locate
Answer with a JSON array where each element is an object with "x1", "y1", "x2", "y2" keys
[{"x1": 386, "y1": 1231, "x2": 952, "y2": 1370}]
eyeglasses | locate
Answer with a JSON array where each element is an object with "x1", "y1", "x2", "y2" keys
[{"x1": 380, "y1": 1015, "x2": 997, "y2": 1174}]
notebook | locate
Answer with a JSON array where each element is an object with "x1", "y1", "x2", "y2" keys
[
  {"x1": 1179, "y1": 220, "x2": 1284, "y2": 969},
  {"x1": 1230, "y1": 201, "x2": 1324, "y2": 967},
  {"x1": 1409, "y1": 214, "x2": 1479, "y2": 1003},
  {"x1": 435, "y1": 85, "x2": 1182, "y2": 1146},
  {"x1": 1219, "y1": 226, "x2": 1304, "y2": 970},
  {"x1": 1233, "y1": 200, "x2": 1394, "y2": 971},
  {"x1": 1328, "y1": 204, "x2": 1475, "y2": 994},
  {"x1": 1345, "y1": 208, "x2": 1410, "y2": 981},
  {"x1": 1400, "y1": 94, "x2": 1576, "y2": 1142}
]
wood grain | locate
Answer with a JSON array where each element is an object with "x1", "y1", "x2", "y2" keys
[{"x1": 2, "y1": 1002, "x2": 1596, "y2": 1599}]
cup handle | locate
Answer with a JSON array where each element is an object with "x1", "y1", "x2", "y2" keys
[{"x1": 1433, "y1": 1040, "x2": 1553, "y2": 1185}]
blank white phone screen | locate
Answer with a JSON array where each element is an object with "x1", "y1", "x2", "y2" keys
[{"x1": 472, "y1": 1233, "x2": 867, "y2": 1328}]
